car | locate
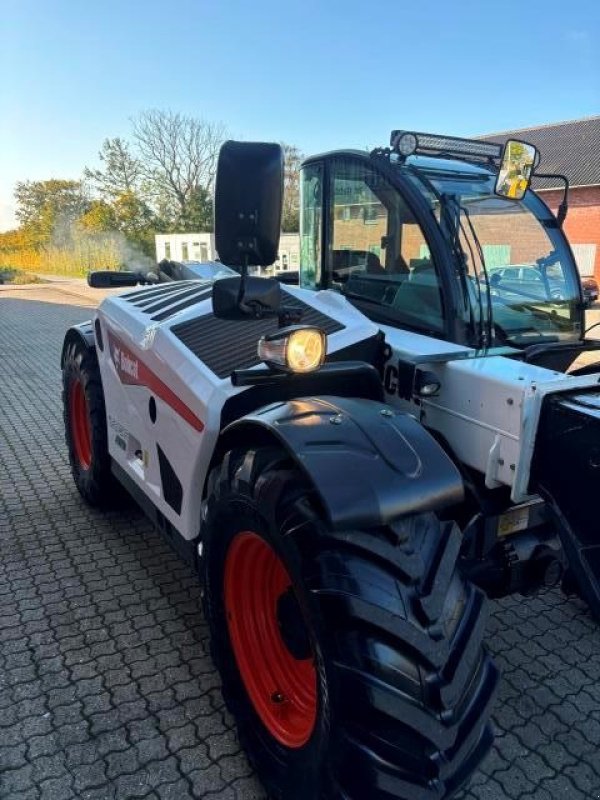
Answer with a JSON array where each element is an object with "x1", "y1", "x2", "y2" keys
[
  {"x1": 484, "y1": 264, "x2": 568, "y2": 300},
  {"x1": 483, "y1": 265, "x2": 598, "y2": 308},
  {"x1": 152, "y1": 258, "x2": 237, "y2": 283},
  {"x1": 153, "y1": 257, "x2": 301, "y2": 286},
  {"x1": 582, "y1": 276, "x2": 599, "y2": 306}
]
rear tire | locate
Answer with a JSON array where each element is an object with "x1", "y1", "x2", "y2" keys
[
  {"x1": 62, "y1": 341, "x2": 122, "y2": 507},
  {"x1": 202, "y1": 446, "x2": 499, "y2": 800}
]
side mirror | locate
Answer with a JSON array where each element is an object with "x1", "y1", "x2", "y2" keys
[
  {"x1": 87, "y1": 270, "x2": 148, "y2": 288},
  {"x1": 495, "y1": 139, "x2": 538, "y2": 200},
  {"x1": 214, "y1": 141, "x2": 283, "y2": 269},
  {"x1": 212, "y1": 276, "x2": 281, "y2": 320}
]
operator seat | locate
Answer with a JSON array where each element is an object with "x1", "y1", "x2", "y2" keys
[
  {"x1": 390, "y1": 259, "x2": 442, "y2": 319},
  {"x1": 366, "y1": 252, "x2": 385, "y2": 274},
  {"x1": 391, "y1": 254, "x2": 410, "y2": 275}
]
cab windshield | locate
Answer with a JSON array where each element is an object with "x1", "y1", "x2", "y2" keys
[{"x1": 408, "y1": 164, "x2": 582, "y2": 346}]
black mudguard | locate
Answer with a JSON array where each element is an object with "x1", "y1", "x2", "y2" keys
[
  {"x1": 223, "y1": 396, "x2": 464, "y2": 530},
  {"x1": 61, "y1": 321, "x2": 96, "y2": 367},
  {"x1": 532, "y1": 390, "x2": 600, "y2": 619}
]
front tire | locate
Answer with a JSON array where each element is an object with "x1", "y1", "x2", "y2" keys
[
  {"x1": 202, "y1": 447, "x2": 499, "y2": 800},
  {"x1": 62, "y1": 340, "x2": 121, "y2": 507}
]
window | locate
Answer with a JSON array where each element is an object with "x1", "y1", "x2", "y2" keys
[
  {"x1": 164, "y1": 242, "x2": 171, "y2": 259},
  {"x1": 181, "y1": 242, "x2": 189, "y2": 261},
  {"x1": 328, "y1": 158, "x2": 445, "y2": 335},
  {"x1": 300, "y1": 163, "x2": 324, "y2": 289},
  {"x1": 403, "y1": 167, "x2": 582, "y2": 345},
  {"x1": 200, "y1": 243, "x2": 209, "y2": 261}
]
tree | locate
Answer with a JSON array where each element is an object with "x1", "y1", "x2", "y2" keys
[
  {"x1": 112, "y1": 191, "x2": 155, "y2": 235},
  {"x1": 78, "y1": 192, "x2": 156, "y2": 256},
  {"x1": 132, "y1": 109, "x2": 225, "y2": 225},
  {"x1": 78, "y1": 200, "x2": 117, "y2": 233},
  {"x1": 0, "y1": 226, "x2": 40, "y2": 253},
  {"x1": 178, "y1": 185, "x2": 213, "y2": 232},
  {"x1": 84, "y1": 138, "x2": 142, "y2": 199},
  {"x1": 281, "y1": 143, "x2": 304, "y2": 232},
  {"x1": 14, "y1": 179, "x2": 90, "y2": 245},
  {"x1": 112, "y1": 191, "x2": 156, "y2": 255}
]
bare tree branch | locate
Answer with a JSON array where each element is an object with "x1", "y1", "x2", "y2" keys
[
  {"x1": 132, "y1": 110, "x2": 225, "y2": 221},
  {"x1": 281, "y1": 142, "x2": 304, "y2": 232}
]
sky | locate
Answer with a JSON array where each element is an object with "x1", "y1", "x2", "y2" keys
[{"x1": 1, "y1": 0, "x2": 598, "y2": 230}]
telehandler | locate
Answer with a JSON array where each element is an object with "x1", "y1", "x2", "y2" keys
[{"x1": 62, "y1": 132, "x2": 600, "y2": 799}]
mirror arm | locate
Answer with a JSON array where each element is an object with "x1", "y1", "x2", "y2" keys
[
  {"x1": 535, "y1": 172, "x2": 569, "y2": 227},
  {"x1": 236, "y1": 253, "x2": 252, "y2": 313},
  {"x1": 235, "y1": 255, "x2": 281, "y2": 320}
]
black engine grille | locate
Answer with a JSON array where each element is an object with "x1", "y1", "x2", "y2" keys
[
  {"x1": 170, "y1": 299, "x2": 344, "y2": 378},
  {"x1": 122, "y1": 282, "x2": 212, "y2": 321}
]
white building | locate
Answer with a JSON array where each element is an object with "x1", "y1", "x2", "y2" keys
[
  {"x1": 275, "y1": 233, "x2": 301, "y2": 273},
  {"x1": 155, "y1": 233, "x2": 214, "y2": 264},
  {"x1": 155, "y1": 232, "x2": 300, "y2": 275}
]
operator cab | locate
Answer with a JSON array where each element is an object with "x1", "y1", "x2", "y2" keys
[{"x1": 299, "y1": 131, "x2": 589, "y2": 371}]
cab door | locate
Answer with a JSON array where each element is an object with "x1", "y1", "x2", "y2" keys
[{"x1": 300, "y1": 154, "x2": 452, "y2": 341}]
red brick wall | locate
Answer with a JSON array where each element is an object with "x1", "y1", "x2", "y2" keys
[
  {"x1": 332, "y1": 185, "x2": 600, "y2": 279},
  {"x1": 332, "y1": 216, "x2": 386, "y2": 252},
  {"x1": 537, "y1": 186, "x2": 600, "y2": 279},
  {"x1": 332, "y1": 216, "x2": 428, "y2": 264},
  {"x1": 333, "y1": 209, "x2": 566, "y2": 272}
]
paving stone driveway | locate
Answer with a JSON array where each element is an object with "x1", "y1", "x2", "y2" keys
[{"x1": 1, "y1": 294, "x2": 600, "y2": 800}]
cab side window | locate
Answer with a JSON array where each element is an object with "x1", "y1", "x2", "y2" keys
[{"x1": 328, "y1": 158, "x2": 445, "y2": 335}]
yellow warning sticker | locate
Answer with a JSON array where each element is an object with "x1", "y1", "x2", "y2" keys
[{"x1": 498, "y1": 506, "x2": 530, "y2": 537}]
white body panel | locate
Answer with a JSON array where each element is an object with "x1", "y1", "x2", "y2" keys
[
  {"x1": 93, "y1": 280, "x2": 600, "y2": 540},
  {"x1": 94, "y1": 282, "x2": 379, "y2": 541},
  {"x1": 380, "y1": 323, "x2": 600, "y2": 502}
]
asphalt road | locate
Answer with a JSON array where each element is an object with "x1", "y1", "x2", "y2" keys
[{"x1": 1, "y1": 282, "x2": 600, "y2": 800}]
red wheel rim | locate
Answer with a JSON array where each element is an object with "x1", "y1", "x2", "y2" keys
[
  {"x1": 224, "y1": 532, "x2": 317, "y2": 748},
  {"x1": 69, "y1": 379, "x2": 92, "y2": 470}
]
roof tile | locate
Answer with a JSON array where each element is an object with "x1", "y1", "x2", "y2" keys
[{"x1": 478, "y1": 116, "x2": 600, "y2": 189}]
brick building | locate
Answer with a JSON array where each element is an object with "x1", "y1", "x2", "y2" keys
[{"x1": 480, "y1": 116, "x2": 600, "y2": 280}]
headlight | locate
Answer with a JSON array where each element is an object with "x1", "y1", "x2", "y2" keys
[
  {"x1": 258, "y1": 326, "x2": 326, "y2": 373},
  {"x1": 393, "y1": 131, "x2": 417, "y2": 157}
]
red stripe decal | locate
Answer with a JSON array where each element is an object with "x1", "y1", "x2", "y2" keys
[{"x1": 107, "y1": 331, "x2": 204, "y2": 432}]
